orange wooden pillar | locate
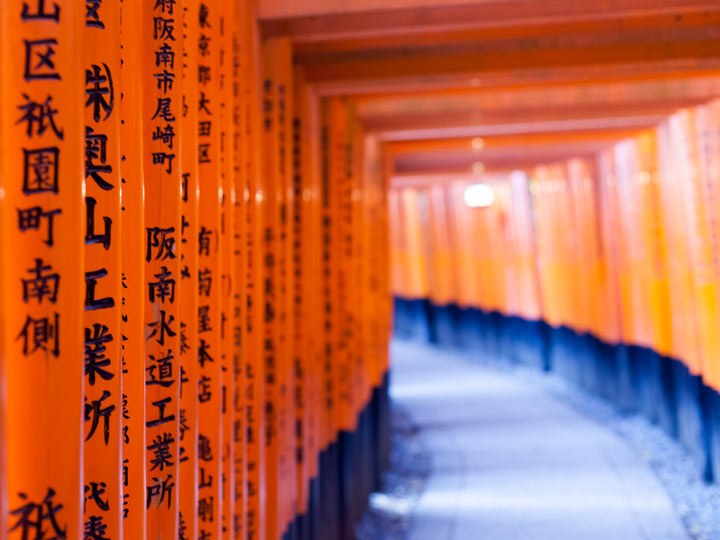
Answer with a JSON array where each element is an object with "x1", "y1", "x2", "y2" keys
[
  {"x1": 636, "y1": 132, "x2": 673, "y2": 360},
  {"x1": 141, "y1": 0, "x2": 182, "y2": 538},
  {"x1": 448, "y1": 181, "x2": 477, "y2": 310},
  {"x1": 426, "y1": 184, "x2": 456, "y2": 309},
  {"x1": 0, "y1": 291, "x2": 5, "y2": 538},
  {"x1": 491, "y1": 177, "x2": 512, "y2": 316},
  {"x1": 241, "y1": 1, "x2": 266, "y2": 536},
  {"x1": 119, "y1": 0, "x2": 147, "y2": 536},
  {"x1": 361, "y1": 135, "x2": 380, "y2": 395},
  {"x1": 466, "y1": 179, "x2": 485, "y2": 312},
  {"x1": 548, "y1": 164, "x2": 575, "y2": 332},
  {"x1": 368, "y1": 134, "x2": 391, "y2": 391},
  {"x1": 329, "y1": 99, "x2": 357, "y2": 437},
  {"x1": 613, "y1": 138, "x2": 653, "y2": 352},
  {"x1": 657, "y1": 113, "x2": 705, "y2": 381},
  {"x1": 219, "y1": 3, "x2": 238, "y2": 537},
  {"x1": 292, "y1": 72, "x2": 312, "y2": 524},
  {"x1": 536, "y1": 168, "x2": 557, "y2": 329},
  {"x1": 260, "y1": 38, "x2": 281, "y2": 540},
  {"x1": 498, "y1": 176, "x2": 513, "y2": 316},
  {"x1": 82, "y1": 2, "x2": 124, "y2": 539},
  {"x1": 274, "y1": 38, "x2": 297, "y2": 537},
  {"x1": 595, "y1": 150, "x2": 626, "y2": 351},
  {"x1": 559, "y1": 164, "x2": 585, "y2": 335},
  {"x1": 378, "y1": 149, "x2": 392, "y2": 385},
  {"x1": 567, "y1": 161, "x2": 602, "y2": 342},
  {"x1": 194, "y1": 2, "x2": 223, "y2": 539},
  {"x1": 508, "y1": 171, "x2": 543, "y2": 325},
  {"x1": 376, "y1": 146, "x2": 392, "y2": 382},
  {"x1": 0, "y1": 324, "x2": 5, "y2": 537},
  {"x1": 261, "y1": 35, "x2": 298, "y2": 540},
  {"x1": 693, "y1": 102, "x2": 720, "y2": 389},
  {"x1": 230, "y1": 2, "x2": 249, "y2": 537},
  {"x1": 179, "y1": 1, "x2": 201, "y2": 539},
  {"x1": 301, "y1": 80, "x2": 325, "y2": 516},
  {"x1": 347, "y1": 109, "x2": 360, "y2": 428},
  {"x1": 530, "y1": 167, "x2": 556, "y2": 329},
  {"x1": 318, "y1": 97, "x2": 338, "y2": 536},
  {"x1": 388, "y1": 189, "x2": 405, "y2": 301},
  {"x1": 349, "y1": 109, "x2": 369, "y2": 428},
  {"x1": 550, "y1": 165, "x2": 572, "y2": 331},
  {"x1": 1, "y1": 3, "x2": 85, "y2": 540}
]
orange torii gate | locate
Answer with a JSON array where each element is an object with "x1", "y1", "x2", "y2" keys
[{"x1": 4, "y1": 0, "x2": 720, "y2": 539}]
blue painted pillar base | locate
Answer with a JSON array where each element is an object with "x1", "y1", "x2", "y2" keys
[
  {"x1": 391, "y1": 297, "x2": 720, "y2": 486},
  {"x1": 510, "y1": 318, "x2": 547, "y2": 371},
  {"x1": 672, "y1": 363, "x2": 712, "y2": 481},
  {"x1": 428, "y1": 304, "x2": 459, "y2": 346},
  {"x1": 703, "y1": 387, "x2": 720, "y2": 483},
  {"x1": 393, "y1": 297, "x2": 431, "y2": 342},
  {"x1": 302, "y1": 372, "x2": 390, "y2": 540}
]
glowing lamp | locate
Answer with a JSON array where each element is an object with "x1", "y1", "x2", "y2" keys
[{"x1": 464, "y1": 183, "x2": 495, "y2": 208}]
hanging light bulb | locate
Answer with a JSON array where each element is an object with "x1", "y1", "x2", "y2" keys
[
  {"x1": 472, "y1": 161, "x2": 485, "y2": 174},
  {"x1": 464, "y1": 183, "x2": 495, "y2": 208}
]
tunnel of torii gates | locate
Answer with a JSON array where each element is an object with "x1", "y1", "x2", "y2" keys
[{"x1": 2, "y1": 0, "x2": 720, "y2": 539}]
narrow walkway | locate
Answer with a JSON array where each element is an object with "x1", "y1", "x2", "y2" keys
[{"x1": 391, "y1": 340, "x2": 690, "y2": 540}]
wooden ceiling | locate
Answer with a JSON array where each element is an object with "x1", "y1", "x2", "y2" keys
[{"x1": 259, "y1": 0, "x2": 720, "y2": 182}]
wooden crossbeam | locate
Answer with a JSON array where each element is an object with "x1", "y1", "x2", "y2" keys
[
  {"x1": 386, "y1": 128, "x2": 645, "y2": 153},
  {"x1": 300, "y1": 28, "x2": 720, "y2": 82},
  {"x1": 261, "y1": 0, "x2": 719, "y2": 41},
  {"x1": 377, "y1": 115, "x2": 671, "y2": 141},
  {"x1": 314, "y1": 58, "x2": 720, "y2": 97},
  {"x1": 386, "y1": 127, "x2": 644, "y2": 174}
]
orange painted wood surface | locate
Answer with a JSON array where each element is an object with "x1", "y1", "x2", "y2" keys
[{"x1": 2, "y1": 3, "x2": 85, "y2": 540}]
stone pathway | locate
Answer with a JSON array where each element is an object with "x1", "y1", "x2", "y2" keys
[{"x1": 391, "y1": 340, "x2": 690, "y2": 540}]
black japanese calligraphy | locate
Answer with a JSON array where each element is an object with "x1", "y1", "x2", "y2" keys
[
  {"x1": 146, "y1": 310, "x2": 177, "y2": 346},
  {"x1": 85, "y1": 126, "x2": 114, "y2": 190},
  {"x1": 16, "y1": 94, "x2": 63, "y2": 139},
  {"x1": 146, "y1": 227, "x2": 176, "y2": 262},
  {"x1": 85, "y1": 0, "x2": 103, "y2": 28},
  {"x1": 146, "y1": 397, "x2": 175, "y2": 428},
  {"x1": 146, "y1": 350, "x2": 175, "y2": 388},
  {"x1": 153, "y1": 17, "x2": 176, "y2": 41},
  {"x1": 85, "y1": 64, "x2": 114, "y2": 122},
  {"x1": 148, "y1": 266, "x2": 176, "y2": 304},
  {"x1": 24, "y1": 39, "x2": 60, "y2": 81},
  {"x1": 146, "y1": 475, "x2": 174, "y2": 510},
  {"x1": 85, "y1": 390, "x2": 115, "y2": 445},
  {"x1": 23, "y1": 147, "x2": 59, "y2": 194},
  {"x1": 198, "y1": 338, "x2": 214, "y2": 367},
  {"x1": 155, "y1": 42, "x2": 175, "y2": 69},
  {"x1": 16, "y1": 313, "x2": 59, "y2": 357},
  {"x1": 18, "y1": 206, "x2": 61, "y2": 247},
  {"x1": 21, "y1": 0, "x2": 60, "y2": 22},
  {"x1": 84, "y1": 323, "x2": 114, "y2": 385},
  {"x1": 85, "y1": 269, "x2": 115, "y2": 311},
  {"x1": 84, "y1": 515, "x2": 110, "y2": 540},
  {"x1": 84, "y1": 482, "x2": 109, "y2": 513},
  {"x1": 147, "y1": 433, "x2": 175, "y2": 471},
  {"x1": 9, "y1": 489, "x2": 66, "y2": 540},
  {"x1": 85, "y1": 197, "x2": 112, "y2": 249},
  {"x1": 22, "y1": 258, "x2": 59, "y2": 304}
]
